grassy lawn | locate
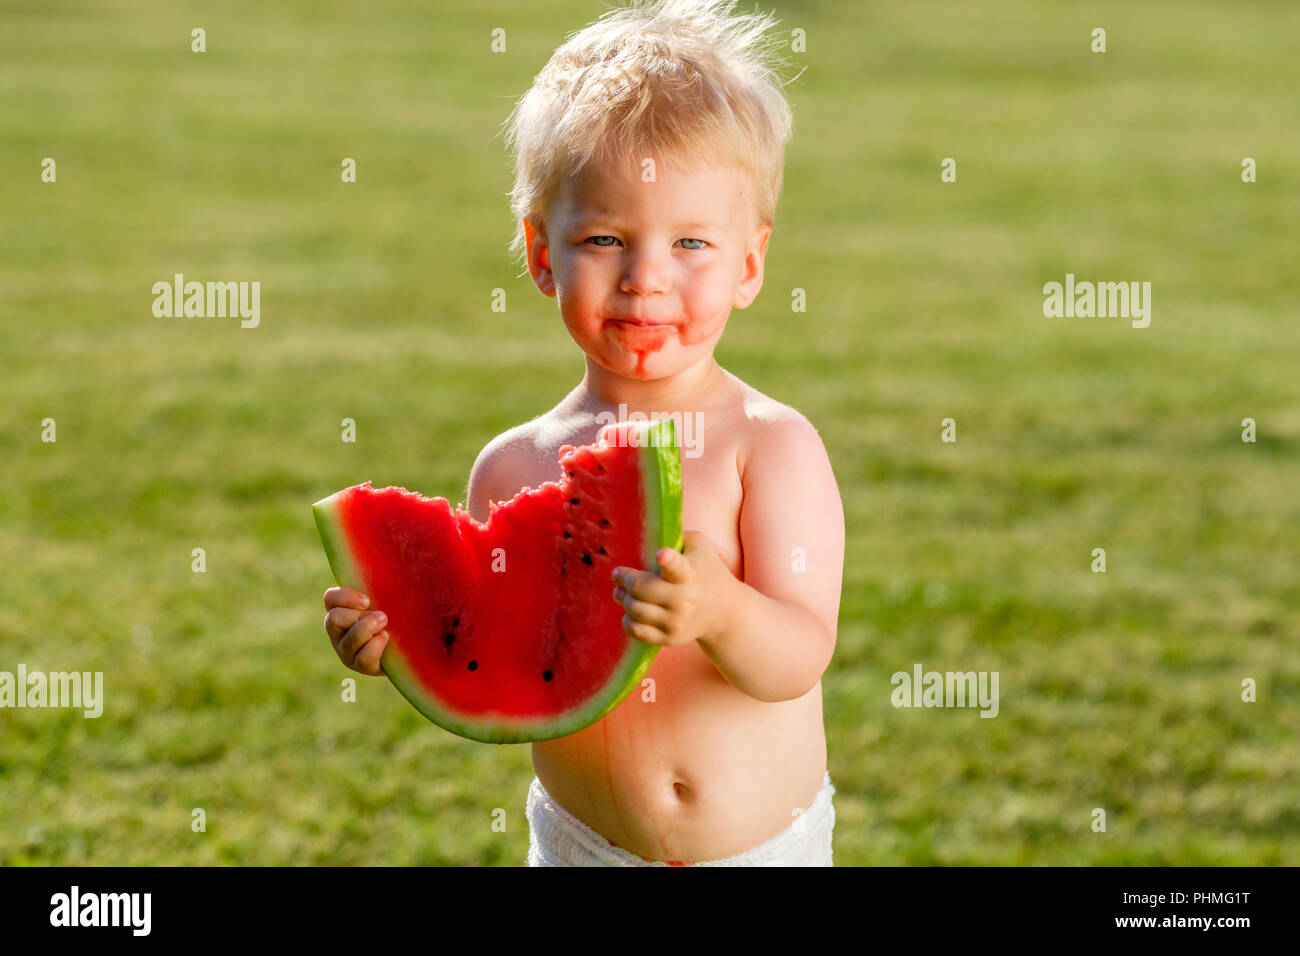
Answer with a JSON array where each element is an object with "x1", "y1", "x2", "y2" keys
[{"x1": 1, "y1": 0, "x2": 1296, "y2": 864}]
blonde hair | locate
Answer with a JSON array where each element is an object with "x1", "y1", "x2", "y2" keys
[{"x1": 502, "y1": 0, "x2": 795, "y2": 265}]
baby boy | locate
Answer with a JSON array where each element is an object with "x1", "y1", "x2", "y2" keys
[{"x1": 323, "y1": 0, "x2": 844, "y2": 866}]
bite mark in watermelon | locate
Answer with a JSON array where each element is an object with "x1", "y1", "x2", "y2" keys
[{"x1": 312, "y1": 418, "x2": 684, "y2": 743}]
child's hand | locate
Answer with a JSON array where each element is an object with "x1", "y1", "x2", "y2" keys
[
  {"x1": 610, "y1": 531, "x2": 734, "y2": 647},
  {"x1": 323, "y1": 587, "x2": 390, "y2": 676}
]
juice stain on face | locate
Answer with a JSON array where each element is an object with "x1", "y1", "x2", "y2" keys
[
  {"x1": 677, "y1": 312, "x2": 727, "y2": 348},
  {"x1": 608, "y1": 322, "x2": 674, "y2": 377}
]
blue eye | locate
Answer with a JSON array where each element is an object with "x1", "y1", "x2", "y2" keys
[
  {"x1": 679, "y1": 238, "x2": 706, "y2": 250},
  {"x1": 587, "y1": 236, "x2": 619, "y2": 247}
]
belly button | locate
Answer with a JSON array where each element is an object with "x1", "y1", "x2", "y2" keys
[{"x1": 672, "y1": 781, "x2": 689, "y2": 800}]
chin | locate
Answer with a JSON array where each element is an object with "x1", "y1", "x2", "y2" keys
[
  {"x1": 600, "y1": 354, "x2": 663, "y2": 382},
  {"x1": 620, "y1": 361, "x2": 657, "y2": 381}
]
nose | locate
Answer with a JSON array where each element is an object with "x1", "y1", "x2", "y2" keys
[{"x1": 619, "y1": 247, "x2": 672, "y2": 296}]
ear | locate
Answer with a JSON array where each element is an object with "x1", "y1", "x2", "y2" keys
[
  {"x1": 524, "y1": 219, "x2": 557, "y2": 298},
  {"x1": 732, "y1": 223, "x2": 772, "y2": 310}
]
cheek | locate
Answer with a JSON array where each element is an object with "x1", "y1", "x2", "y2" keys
[
  {"x1": 679, "y1": 295, "x2": 731, "y2": 347},
  {"x1": 553, "y1": 274, "x2": 594, "y2": 329},
  {"x1": 679, "y1": 315, "x2": 726, "y2": 347},
  {"x1": 556, "y1": 263, "x2": 604, "y2": 321},
  {"x1": 675, "y1": 271, "x2": 737, "y2": 346}
]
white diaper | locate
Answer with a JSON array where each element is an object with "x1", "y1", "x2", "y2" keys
[{"x1": 526, "y1": 772, "x2": 835, "y2": 866}]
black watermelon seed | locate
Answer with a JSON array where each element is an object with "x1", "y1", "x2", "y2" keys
[
  {"x1": 443, "y1": 632, "x2": 455, "y2": 646},
  {"x1": 569, "y1": 497, "x2": 580, "y2": 505},
  {"x1": 600, "y1": 517, "x2": 610, "y2": 526},
  {"x1": 543, "y1": 670, "x2": 553, "y2": 682},
  {"x1": 452, "y1": 617, "x2": 459, "y2": 628},
  {"x1": 560, "y1": 566, "x2": 567, "y2": 576},
  {"x1": 597, "y1": 546, "x2": 607, "y2": 555},
  {"x1": 563, "y1": 530, "x2": 571, "y2": 538},
  {"x1": 581, "y1": 553, "x2": 593, "y2": 566},
  {"x1": 468, "y1": 660, "x2": 478, "y2": 671},
  {"x1": 567, "y1": 471, "x2": 575, "y2": 477}
]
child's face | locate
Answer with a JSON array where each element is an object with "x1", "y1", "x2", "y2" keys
[{"x1": 524, "y1": 154, "x2": 771, "y2": 383}]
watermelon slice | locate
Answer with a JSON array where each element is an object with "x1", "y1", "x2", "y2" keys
[{"x1": 312, "y1": 418, "x2": 683, "y2": 743}]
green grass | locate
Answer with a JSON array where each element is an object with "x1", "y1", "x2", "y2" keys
[{"x1": 1, "y1": 0, "x2": 1297, "y2": 865}]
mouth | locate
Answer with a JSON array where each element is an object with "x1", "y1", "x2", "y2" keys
[{"x1": 606, "y1": 317, "x2": 673, "y2": 328}]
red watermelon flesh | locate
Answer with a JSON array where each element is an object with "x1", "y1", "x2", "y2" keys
[{"x1": 313, "y1": 418, "x2": 683, "y2": 743}]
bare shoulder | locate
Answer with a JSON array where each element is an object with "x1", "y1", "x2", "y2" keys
[
  {"x1": 466, "y1": 414, "x2": 563, "y2": 522},
  {"x1": 727, "y1": 377, "x2": 844, "y2": 552},
  {"x1": 729, "y1": 378, "x2": 832, "y2": 479},
  {"x1": 466, "y1": 397, "x2": 607, "y2": 521}
]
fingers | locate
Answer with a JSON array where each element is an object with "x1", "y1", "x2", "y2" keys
[
  {"x1": 613, "y1": 584, "x2": 671, "y2": 629},
  {"x1": 325, "y1": 586, "x2": 370, "y2": 611},
  {"x1": 327, "y1": 609, "x2": 388, "y2": 672},
  {"x1": 339, "y1": 611, "x2": 387, "y2": 663},
  {"x1": 323, "y1": 589, "x2": 386, "y2": 674},
  {"x1": 324, "y1": 605, "x2": 363, "y2": 645},
  {"x1": 352, "y1": 629, "x2": 390, "y2": 676},
  {"x1": 654, "y1": 546, "x2": 692, "y2": 584},
  {"x1": 621, "y1": 613, "x2": 667, "y2": 645},
  {"x1": 608, "y1": 532, "x2": 715, "y2": 647},
  {"x1": 612, "y1": 567, "x2": 676, "y2": 605}
]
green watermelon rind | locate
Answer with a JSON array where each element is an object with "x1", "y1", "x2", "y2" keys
[
  {"x1": 313, "y1": 493, "x2": 364, "y2": 594},
  {"x1": 641, "y1": 417, "x2": 685, "y2": 570},
  {"x1": 311, "y1": 417, "x2": 683, "y2": 744}
]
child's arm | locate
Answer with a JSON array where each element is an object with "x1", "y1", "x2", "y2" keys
[{"x1": 612, "y1": 413, "x2": 845, "y2": 702}]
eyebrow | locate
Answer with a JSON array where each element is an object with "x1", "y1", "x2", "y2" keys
[{"x1": 571, "y1": 214, "x2": 721, "y2": 231}]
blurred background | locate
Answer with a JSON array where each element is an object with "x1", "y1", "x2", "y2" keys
[{"x1": 1, "y1": 0, "x2": 1297, "y2": 864}]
